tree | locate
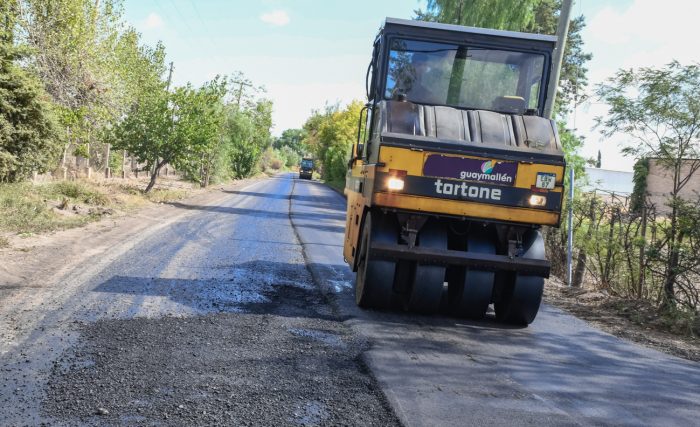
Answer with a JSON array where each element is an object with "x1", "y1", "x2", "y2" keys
[
  {"x1": 416, "y1": 0, "x2": 540, "y2": 32},
  {"x1": 596, "y1": 150, "x2": 602, "y2": 168},
  {"x1": 274, "y1": 128, "x2": 307, "y2": 155},
  {"x1": 172, "y1": 78, "x2": 228, "y2": 187},
  {"x1": 0, "y1": 2, "x2": 60, "y2": 182},
  {"x1": 302, "y1": 101, "x2": 363, "y2": 183},
  {"x1": 18, "y1": 0, "x2": 157, "y2": 171},
  {"x1": 224, "y1": 100, "x2": 273, "y2": 179},
  {"x1": 597, "y1": 61, "x2": 700, "y2": 310},
  {"x1": 111, "y1": 43, "x2": 170, "y2": 192}
]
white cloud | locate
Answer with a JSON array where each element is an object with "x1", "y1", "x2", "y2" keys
[
  {"x1": 142, "y1": 12, "x2": 164, "y2": 30},
  {"x1": 260, "y1": 10, "x2": 290, "y2": 26}
]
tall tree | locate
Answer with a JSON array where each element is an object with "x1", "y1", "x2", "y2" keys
[
  {"x1": 0, "y1": 1, "x2": 60, "y2": 182},
  {"x1": 274, "y1": 129, "x2": 308, "y2": 156},
  {"x1": 302, "y1": 101, "x2": 363, "y2": 183},
  {"x1": 18, "y1": 0, "x2": 144, "y2": 170},
  {"x1": 597, "y1": 61, "x2": 700, "y2": 310},
  {"x1": 172, "y1": 78, "x2": 228, "y2": 187}
]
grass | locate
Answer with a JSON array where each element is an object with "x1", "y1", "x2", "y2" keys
[
  {"x1": 0, "y1": 179, "x2": 193, "y2": 235},
  {"x1": 46, "y1": 181, "x2": 110, "y2": 205},
  {"x1": 146, "y1": 188, "x2": 189, "y2": 203},
  {"x1": 323, "y1": 178, "x2": 346, "y2": 195},
  {"x1": 0, "y1": 182, "x2": 90, "y2": 233}
]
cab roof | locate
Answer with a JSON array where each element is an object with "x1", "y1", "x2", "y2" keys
[{"x1": 382, "y1": 17, "x2": 557, "y2": 50}]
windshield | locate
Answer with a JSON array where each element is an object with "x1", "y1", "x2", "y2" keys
[
  {"x1": 384, "y1": 38, "x2": 546, "y2": 114},
  {"x1": 301, "y1": 159, "x2": 314, "y2": 169}
]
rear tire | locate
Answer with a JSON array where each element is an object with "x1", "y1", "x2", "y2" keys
[
  {"x1": 494, "y1": 230, "x2": 546, "y2": 325},
  {"x1": 403, "y1": 220, "x2": 447, "y2": 314},
  {"x1": 355, "y1": 211, "x2": 397, "y2": 309},
  {"x1": 448, "y1": 232, "x2": 495, "y2": 319}
]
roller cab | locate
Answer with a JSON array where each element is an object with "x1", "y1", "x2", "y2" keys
[{"x1": 343, "y1": 18, "x2": 565, "y2": 325}]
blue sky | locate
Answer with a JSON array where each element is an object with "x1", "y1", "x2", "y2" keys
[{"x1": 123, "y1": 1, "x2": 698, "y2": 171}]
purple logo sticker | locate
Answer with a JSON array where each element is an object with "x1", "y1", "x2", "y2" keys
[{"x1": 423, "y1": 155, "x2": 517, "y2": 186}]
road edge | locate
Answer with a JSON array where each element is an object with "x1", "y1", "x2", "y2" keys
[{"x1": 287, "y1": 177, "x2": 410, "y2": 427}]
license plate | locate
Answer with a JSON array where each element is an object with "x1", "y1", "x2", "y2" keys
[{"x1": 536, "y1": 172, "x2": 556, "y2": 189}]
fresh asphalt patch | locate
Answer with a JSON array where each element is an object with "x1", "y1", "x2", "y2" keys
[{"x1": 42, "y1": 274, "x2": 399, "y2": 426}]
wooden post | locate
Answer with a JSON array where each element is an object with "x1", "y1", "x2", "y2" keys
[
  {"x1": 122, "y1": 150, "x2": 127, "y2": 178},
  {"x1": 638, "y1": 203, "x2": 647, "y2": 298},
  {"x1": 573, "y1": 195, "x2": 596, "y2": 287},
  {"x1": 104, "y1": 143, "x2": 111, "y2": 178}
]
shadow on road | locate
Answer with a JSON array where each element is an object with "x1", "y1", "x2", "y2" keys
[{"x1": 166, "y1": 201, "x2": 346, "y2": 223}]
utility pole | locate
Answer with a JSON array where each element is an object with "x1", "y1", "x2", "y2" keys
[
  {"x1": 235, "y1": 80, "x2": 253, "y2": 110},
  {"x1": 567, "y1": 165, "x2": 575, "y2": 286},
  {"x1": 543, "y1": 0, "x2": 574, "y2": 119},
  {"x1": 166, "y1": 61, "x2": 174, "y2": 91}
]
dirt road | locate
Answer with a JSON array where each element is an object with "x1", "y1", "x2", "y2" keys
[{"x1": 1, "y1": 173, "x2": 698, "y2": 426}]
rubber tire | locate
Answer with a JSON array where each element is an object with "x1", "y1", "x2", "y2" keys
[
  {"x1": 448, "y1": 232, "x2": 495, "y2": 319},
  {"x1": 494, "y1": 230, "x2": 546, "y2": 325},
  {"x1": 403, "y1": 220, "x2": 447, "y2": 314},
  {"x1": 355, "y1": 211, "x2": 397, "y2": 309}
]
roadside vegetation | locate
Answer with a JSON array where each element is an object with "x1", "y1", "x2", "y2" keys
[
  {"x1": 1, "y1": 0, "x2": 276, "y2": 190},
  {"x1": 0, "y1": 179, "x2": 190, "y2": 236},
  {"x1": 0, "y1": 0, "x2": 282, "y2": 237}
]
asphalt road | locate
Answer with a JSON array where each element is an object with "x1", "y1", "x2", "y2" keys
[{"x1": 1, "y1": 173, "x2": 699, "y2": 426}]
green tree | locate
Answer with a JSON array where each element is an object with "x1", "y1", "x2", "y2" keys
[
  {"x1": 18, "y1": 0, "x2": 154, "y2": 170},
  {"x1": 597, "y1": 61, "x2": 700, "y2": 310},
  {"x1": 172, "y1": 78, "x2": 228, "y2": 187},
  {"x1": 225, "y1": 98, "x2": 273, "y2": 179},
  {"x1": 111, "y1": 43, "x2": 170, "y2": 192},
  {"x1": 302, "y1": 101, "x2": 363, "y2": 183},
  {"x1": 416, "y1": 0, "x2": 539, "y2": 32},
  {"x1": 274, "y1": 128, "x2": 308, "y2": 156},
  {"x1": 0, "y1": 2, "x2": 60, "y2": 182}
]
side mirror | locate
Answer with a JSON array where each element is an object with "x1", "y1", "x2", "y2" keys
[{"x1": 348, "y1": 143, "x2": 364, "y2": 168}]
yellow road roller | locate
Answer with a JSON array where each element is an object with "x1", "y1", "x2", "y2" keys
[{"x1": 343, "y1": 18, "x2": 565, "y2": 325}]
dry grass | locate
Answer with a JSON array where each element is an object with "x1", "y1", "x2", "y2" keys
[{"x1": 0, "y1": 178, "x2": 194, "y2": 235}]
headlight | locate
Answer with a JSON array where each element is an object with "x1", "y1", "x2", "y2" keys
[
  {"x1": 528, "y1": 194, "x2": 547, "y2": 206},
  {"x1": 387, "y1": 177, "x2": 405, "y2": 191}
]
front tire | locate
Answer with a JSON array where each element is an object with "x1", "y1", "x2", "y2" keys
[
  {"x1": 494, "y1": 230, "x2": 546, "y2": 325},
  {"x1": 402, "y1": 220, "x2": 447, "y2": 314},
  {"x1": 355, "y1": 211, "x2": 397, "y2": 309}
]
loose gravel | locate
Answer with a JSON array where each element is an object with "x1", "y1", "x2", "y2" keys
[{"x1": 42, "y1": 259, "x2": 399, "y2": 426}]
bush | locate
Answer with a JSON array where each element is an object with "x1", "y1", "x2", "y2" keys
[
  {"x1": 46, "y1": 181, "x2": 109, "y2": 205},
  {"x1": 270, "y1": 158, "x2": 282, "y2": 170}
]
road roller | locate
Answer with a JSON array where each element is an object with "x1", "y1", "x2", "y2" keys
[{"x1": 343, "y1": 18, "x2": 565, "y2": 325}]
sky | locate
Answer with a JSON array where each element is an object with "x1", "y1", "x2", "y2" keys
[{"x1": 123, "y1": 0, "x2": 700, "y2": 172}]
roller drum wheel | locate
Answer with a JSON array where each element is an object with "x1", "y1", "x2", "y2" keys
[
  {"x1": 355, "y1": 212, "x2": 397, "y2": 309},
  {"x1": 495, "y1": 275, "x2": 544, "y2": 325},
  {"x1": 403, "y1": 221, "x2": 447, "y2": 314},
  {"x1": 448, "y1": 233, "x2": 495, "y2": 319},
  {"x1": 494, "y1": 230, "x2": 546, "y2": 325}
]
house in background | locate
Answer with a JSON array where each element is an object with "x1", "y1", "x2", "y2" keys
[{"x1": 645, "y1": 158, "x2": 700, "y2": 214}]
